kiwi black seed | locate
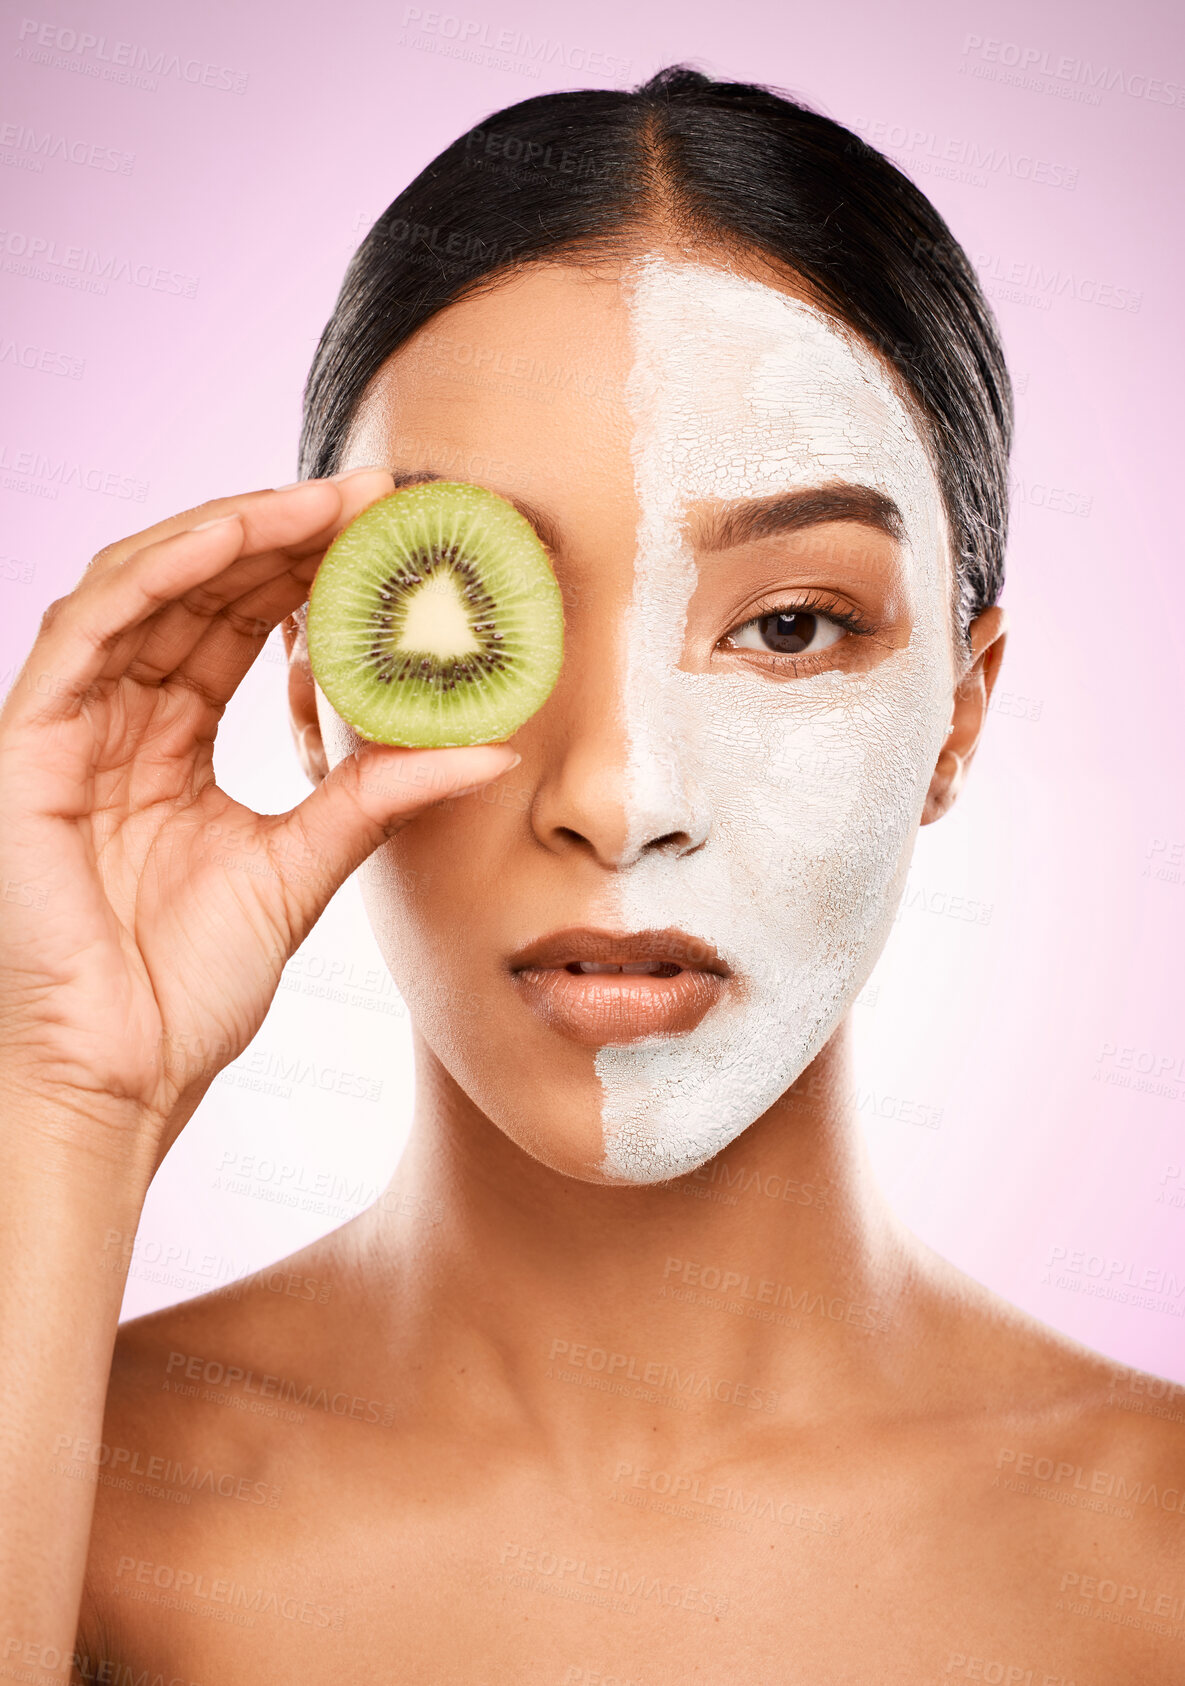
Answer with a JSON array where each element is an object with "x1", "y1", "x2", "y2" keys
[{"x1": 306, "y1": 480, "x2": 564, "y2": 748}]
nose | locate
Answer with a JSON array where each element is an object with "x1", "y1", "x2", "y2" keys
[{"x1": 529, "y1": 685, "x2": 710, "y2": 870}]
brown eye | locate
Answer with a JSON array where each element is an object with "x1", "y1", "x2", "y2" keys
[{"x1": 728, "y1": 610, "x2": 845, "y2": 656}]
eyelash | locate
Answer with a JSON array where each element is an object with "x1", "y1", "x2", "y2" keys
[{"x1": 721, "y1": 589, "x2": 876, "y2": 668}]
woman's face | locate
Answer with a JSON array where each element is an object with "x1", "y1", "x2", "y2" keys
[{"x1": 301, "y1": 254, "x2": 967, "y2": 1185}]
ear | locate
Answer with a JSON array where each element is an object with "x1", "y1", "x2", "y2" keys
[
  {"x1": 921, "y1": 605, "x2": 1007, "y2": 825},
  {"x1": 282, "y1": 609, "x2": 328, "y2": 786}
]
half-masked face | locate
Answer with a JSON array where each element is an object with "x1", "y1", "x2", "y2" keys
[
  {"x1": 307, "y1": 254, "x2": 958, "y2": 1185},
  {"x1": 592, "y1": 257, "x2": 955, "y2": 1180}
]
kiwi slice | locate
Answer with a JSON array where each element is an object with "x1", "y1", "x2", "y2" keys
[{"x1": 306, "y1": 480, "x2": 564, "y2": 747}]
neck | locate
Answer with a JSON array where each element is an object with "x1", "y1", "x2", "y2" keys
[{"x1": 353, "y1": 1016, "x2": 923, "y2": 1464}]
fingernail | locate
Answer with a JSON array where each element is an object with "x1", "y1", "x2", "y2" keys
[{"x1": 329, "y1": 463, "x2": 390, "y2": 482}]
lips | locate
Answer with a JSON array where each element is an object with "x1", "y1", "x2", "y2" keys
[{"x1": 508, "y1": 926, "x2": 731, "y2": 1045}]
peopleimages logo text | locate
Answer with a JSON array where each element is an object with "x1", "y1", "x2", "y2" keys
[
  {"x1": 960, "y1": 33, "x2": 1185, "y2": 107},
  {"x1": 400, "y1": 8, "x2": 630, "y2": 76},
  {"x1": 0, "y1": 228, "x2": 198, "y2": 297},
  {"x1": 16, "y1": 18, "x2": 249, "y2": 92}
]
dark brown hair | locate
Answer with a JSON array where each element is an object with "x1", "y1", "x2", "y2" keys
[{"x1": 299, "y1": 65, "x2": 1012, "y2": 639}]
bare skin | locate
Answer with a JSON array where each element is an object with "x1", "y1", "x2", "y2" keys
[{"x1": 1, "y1": 257, "x2": 1181, "y2": 1686}]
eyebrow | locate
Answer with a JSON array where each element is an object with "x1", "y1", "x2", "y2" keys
[
  {"x1": 690, "y1": 483, "x2": 905, "y2": 552},
  {"x1": 388, "y1": 468, "x2": 564, "y2": 555},
  {"x1": 384, "y1": 470, "x2": 902, "y2": 558}
]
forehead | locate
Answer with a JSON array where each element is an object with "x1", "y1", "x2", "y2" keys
[
  {"x1": 345, "y1": 263, "x2": 634, "y2": 494},
  {"x1": 624, "y1": 259, "x2": 937, "y2": 513},
  {"x1": 345, "y1": 257, "x2": 945, "y2": 562}
]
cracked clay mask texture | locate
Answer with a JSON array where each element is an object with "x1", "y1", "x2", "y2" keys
[{"x1": 593, "y1": 259, "x2": 956, "y2": 1184}]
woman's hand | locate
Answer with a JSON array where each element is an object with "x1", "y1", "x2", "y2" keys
[{"x1": 0, "y1": 469, "x2": 518, "y2": 1162}]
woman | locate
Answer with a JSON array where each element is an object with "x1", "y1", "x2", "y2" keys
[{"x1": 1, "y1": 66, "x2": 1179, "y2": 1685}]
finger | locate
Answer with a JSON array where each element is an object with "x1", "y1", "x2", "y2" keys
[
  {"x1": 83, "y1": 465, "x2": 393, "y2": 582},
  {"x1": 261, "y1": 743, "x2": 523, "y2": 949},
  {"x1": 11, "y1": 473, "x2": 392, "y2": 725},
  {"x1": 96, "y1": 472, "x2": 394, "y2": 694},
  {"x1": 6, "y1": 518, "x2": 244, "y2": 729},
  {"x1": 122, "y1": 551, "x2": 319, "y2": 703},
  {"x1": 163, "y1": 563, "x2": 319, "y2": 710}
]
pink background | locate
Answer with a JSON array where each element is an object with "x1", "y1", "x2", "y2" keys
[{"x1": 3, "y1": 0, "x2": 1183, "y2": 1379}]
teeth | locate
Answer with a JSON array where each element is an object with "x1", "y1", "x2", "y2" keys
[{"x1": 572, "y1": 961, "x2": 678, "y2": 976}]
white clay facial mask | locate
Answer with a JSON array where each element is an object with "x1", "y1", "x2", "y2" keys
[{"x1": 593, "y1": 257, "x2": 956, "y2": 1183}]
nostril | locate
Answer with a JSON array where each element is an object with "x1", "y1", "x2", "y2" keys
[
  {"x1": 647, "y1": 831, "x2": 699, "y2": 857},
  {"x1": 553, "y1": 825, "x2": 605, "y2": 858}
]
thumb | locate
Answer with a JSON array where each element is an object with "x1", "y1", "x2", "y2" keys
[{"x1": 266, "y1": 741, "x2": 520, "y2": 942}]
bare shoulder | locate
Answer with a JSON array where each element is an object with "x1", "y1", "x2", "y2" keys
[
  {"x1": 870, "y1": 1248, "x2": 1181, "y2": 1679},
  {"x1": 915, "y1": 1238, "x2": 1184, "y2": 1443},
  {"x1": 994, "y1": 1310, "x2": 1185, "y2": 1534},
  {"x1": 77, "y1": 1226, "x2": 366, "y2": 1669},
  {"x1": 915, "y1": 1244, "x2": 1185, "y2": 1577},
  {"x1": 103, "y1": 1224, "x2": 357, "y2": 1457}
]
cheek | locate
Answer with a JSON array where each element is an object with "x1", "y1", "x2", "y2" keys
[
  {"x1": 597, "y1": 661, "x2": 949, "y2": 1185},
  {"x1": 618, "y1": 657, "x2": 948, "y2": 975},
  {"x1": 362, "y1": 783, "x2": 517, "y2": 922},
  {"x1": 696, "y1": 682, "x2": 870, "y2": 844}
]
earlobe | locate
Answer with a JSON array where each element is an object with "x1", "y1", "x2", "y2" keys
[
  {"x1": 284, "y1": 611, "x2": 329, "y2": 786},
  {"x1": 920, "y1": 606, "x2": 1008, "y2": 826},
  {"x1": 921, "y1": 741, "x2": 961, "y2": 826}
]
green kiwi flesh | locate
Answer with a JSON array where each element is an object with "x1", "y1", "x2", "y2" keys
[{"x1": 306, "y1": 480, "x2": 564, "y2": 748}]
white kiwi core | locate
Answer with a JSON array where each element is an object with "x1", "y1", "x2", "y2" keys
[{"x1": 396, "y1": 575, "x2": 483, "y2": 657}]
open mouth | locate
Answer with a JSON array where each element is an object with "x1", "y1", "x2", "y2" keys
[
  {"x1": 566, "y1": 960, "x2": 683, "y2": 976},
  {"x1": 507, "y1": 927, "x2": 730, "y2": 1045}
]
